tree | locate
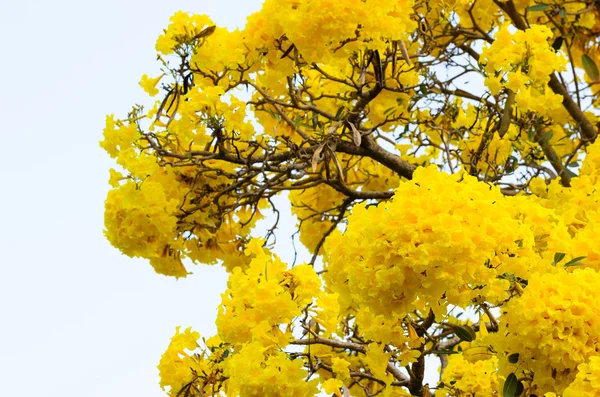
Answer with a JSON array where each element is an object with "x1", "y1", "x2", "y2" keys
[{"x1": 100, "y1": 1, "x2": 600, "y2": 396}]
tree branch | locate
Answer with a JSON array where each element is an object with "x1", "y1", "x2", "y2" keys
[
  {"x1": 291, "y1": 336, "x2": 411, "y2": 386},
  {"x1": 534, "y1": 125, "x2": 571, "y2": 187},
  {"x1": 337, "y1": 137, "x2": 416, "y2": 180}
]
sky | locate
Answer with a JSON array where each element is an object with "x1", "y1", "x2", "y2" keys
[{"x1": 0, "y1": 1, "x2": 442, "y2": 396}]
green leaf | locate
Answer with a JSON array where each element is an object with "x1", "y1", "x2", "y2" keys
[
  {"x1": 565, "y1": 168, "x2": 578, "y2": 178},
  {"x1": 515, "y1": 381, "x2": 525, "y2": 397},
  {"x1": 193, "y1": 25, "x2": 216, "y2": 40},
  {"x1": 527, "y1": 4, "x2": 551, "y2": 11},
  {"x1": 455, "y1": 325, "x2": 477, "y2": 342},
  {"x1": 515, "y1": 239, "x2": 524, "y2": 248},
  {"x1": 564, "y1": 256, "x2": 586, "y2": 267},
  {"x1": 497, "y1": 272, "x2": 517, "y2": 282},
  {"x1": 551, "y1": 36, "x2": 564, "y2": 52},
  {"x1": 503, "y1": 373, "x2": 519, "y2": 397},
  {"x1": 559, "y1": 8, "x2": 567, "y2": 18},
  {"x1": 582, "y1": 54, "x2": 600, "y2": 81},
  {"x1": 552, "y1": 252, "x2": 566, "y2": 267},
  {"x1": 542, "y1": 131, "x2": 553, "y2": 142},
  {"x1": 508, "y1": 353, "x2": 520, "y2": 364},
  {"x1": 567, "y1": 161, "x2": 579, "y2": 168},
  {"x1": 222, "y1": 349, "x2": 230, "y2": 359},
  {"x1": 266, "y1": 108, "x2": 280, "y2": 121}
]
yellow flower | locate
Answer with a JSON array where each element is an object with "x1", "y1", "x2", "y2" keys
[
  {"x1": 108, "y1": 168, "x2": 123, "y2": 187},
  {"x1": 139, "y1": 73, "x2": 163, "y2": 96},
  {"x1": 485, "y1": 74, "x2": 504, "y2": 95},
  {"x1": 322, "y1": 378, "x2": 344, "y2": 397},
  {"x1": 364, "y1": 345, "x2": 390, "y2": 380},
  {"x1": 505, "y1": 71, "x2": 528, "y2": 93},
  {"x1": 332, "y1": 357, "x2": 351, "y2": 380}
]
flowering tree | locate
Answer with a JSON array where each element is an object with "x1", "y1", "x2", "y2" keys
[{"x1": 100, "y1": 0, "x2": 600, "y2": 396}]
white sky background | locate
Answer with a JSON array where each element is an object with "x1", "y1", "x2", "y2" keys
[{"x1": 0, "y1": 1, "x2": 442, "y2": 396}]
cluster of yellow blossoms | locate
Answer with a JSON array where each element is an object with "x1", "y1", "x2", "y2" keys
[
  {"x1": 223, "y1": 343, "x2": 319, "y2": 397},
  {"x1": 245, "y1": 0, "x2": 416, "y2": 64},
  {"x1": 482, "y1": 24, "x2": 567, "y2": 117},
  {"x1": 562, "y1": 356, "x2": 600, "y2": 397},
  {"x1": 442, "y1": 355, "x2": 499, "y2": 396},
  {"x1": 216, "y1": 239, "x2": 321, "y2": 347},
  {"x1": 158, "y1": 327, "x2": 204, "y2": 393},
  {"x1": 495, "y1": 269, "x2": 600, "y2": 393},
  {"x1": 104, "y1": 176, "x2": 186, "y2": 277},
  {"x1": 325, "y1": 166, "x2": 532, "y2": 320}
]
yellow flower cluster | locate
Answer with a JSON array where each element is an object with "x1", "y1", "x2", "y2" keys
[
  {"x1": 563, "y1": 356, "x2": 600, "y2": 397},
  {"x1": 482, "y1": 24, "x2": 567, "y2": 117},
  {"x1": 325, "y1": 166, "x2": 533, "y2": 320},
  {"x1": 533, "y1": 140, "x2": 600, "y2": 271},
  {"x1": 101, "y1": 104, "x2": 264, "y2": 276},
  {"x1": 495, "y1": 268, "x2": 600, "y2": 394},
  {"x1": 245, "y1": 0, "x2": 416, "y2": 64},
  {"x1": 157, "y1": 327, "x2": 203, "y2": 395},
  {"x1": 223, "y1": 343, "x2": 319, "y2": 397},
  {"x1": 441, "y1": 354, "x2": 499, "y2": 396},
  {"x1": 102, "y1": 163, "x2": 261, "y2": 276},
  {"x1": 155, "y1": 11, "x2": 215, "y2": 55},
  {"x1": 157, "y1": 241, "x2": 325, "y2": 395},
  {"x1": 216, "y1": 239, "x2": 321, "y2": 347},
  {"x1": 104, "y1": 178, "x2": 187, "y2": 277},
  {"x1": 100, "y1": 115, "x2": 159, "y2": 179}
]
